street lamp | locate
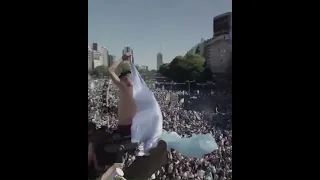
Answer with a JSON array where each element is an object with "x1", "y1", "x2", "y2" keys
[{"x1": 184, "y1": 80, "x2": 195, "y2": 95}]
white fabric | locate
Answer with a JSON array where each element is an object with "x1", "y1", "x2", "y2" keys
[
  {"x1": 179, "y1": 98, "x2": 185, "y2": 104},
  {"x1": 90, "y1": 81, "x2": 96, "y2": 90},
  {"x1": 129, "y1": 62, "x2": 218, "y2": 158},
  {"x1": 130, "y1": 63, "x2": 163, "y2": 152}
]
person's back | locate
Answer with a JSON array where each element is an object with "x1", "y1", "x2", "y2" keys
[
  {"x1": 118, "y1": 85, "x2": 136, "y2": 125},
  {"x1": 108, "y1": 53, "x2": 137, "y2": 128}
]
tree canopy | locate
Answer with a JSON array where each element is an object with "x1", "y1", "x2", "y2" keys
[
  {"x1": 138, "y1": 68, "x2": 156, "y2": 80},
  {"x1": 159, "y1": 54, "x2": 212, "y2": 82}
]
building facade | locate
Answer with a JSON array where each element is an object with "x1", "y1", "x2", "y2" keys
[
  {"x1": 201, "y1": 12, "x2": 232, "y2": 74},
  {"x1": 99, "y1": 46, "x2": 109, "y2": 67},
  {"x1": 213, "y1": 12, "x2": 232, "y2": 37},
  {"x1": 88, "y1": 43, "x2": 113, "y2": 69},
  {"x1": 136, "y1": 64, "x2": 148, "y2": 70},
  {"x1": 204, "y1": 34, "x2": 232, "y2": 73},
  {"x1": 108, "y1": 54, "x2": 116, "y2": 67},
  {"x1": 88, "y1": 46, "x2": 94, "y2": 71},
  {"x1": 157, "y1": 52, "x2": 163, "y2": 70},
  {"x1": 92, "y1": 43, "x2": 98, "y2": 51},
  {"x1": 122, "y1": 47, "x2": 134, "y2": 64},
  {"x1": 93, "y1": 51, "x2": 103, "y2": 68}
]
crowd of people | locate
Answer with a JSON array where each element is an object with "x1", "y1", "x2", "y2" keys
[{"x1": 88, "y1": 75, "x2": 232, "y2": 180}]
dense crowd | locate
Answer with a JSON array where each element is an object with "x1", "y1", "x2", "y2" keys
[{"x1": 88, "y1": 75, "x2": 232, "y2": 180}]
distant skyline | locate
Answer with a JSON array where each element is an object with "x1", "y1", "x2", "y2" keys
[{"x1": 88, "y1": 0, "x2": 232, "y2": 70}]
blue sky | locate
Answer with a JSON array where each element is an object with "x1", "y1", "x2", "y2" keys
[{"x1": 88, "y1": 0, "x2": 232, "y2": 70}]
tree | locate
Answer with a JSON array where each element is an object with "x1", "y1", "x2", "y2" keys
[
  {"x1": 159, "y1": 54, "x2": 205, "y2": 82},
  {"x1": 158, "y1": 63, "x2": 170, "y2": 78},
  {"x1": 138, "y1": 68, "x2": 155, "y2": 80},
  {"x1": 200, "y1": 61, "x2": 213, "y2": 82}
]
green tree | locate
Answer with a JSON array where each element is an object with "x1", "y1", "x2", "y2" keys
[
  {"x1": 161, "y1": 54, "x2": 205, "y2": 82},
  {"x1": 200, "y1": 61, "x2": 213, "y2": 82},
  {"x1": 138, "y1": 68, "x2": 152, "y2": 80},
  {"x1": 158, "y1": 63, "x2": 170, "y2": 77}
]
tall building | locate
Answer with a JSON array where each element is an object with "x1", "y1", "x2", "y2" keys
[
  {"x1": 88, "y1": 46, "x2": 94, "y2": 71},
  {"x1": 93, "y1": 51, "x2": 103, "y2": 68},
  {"x1": 122, "y1": 47, "x2": 134, "y2": 64},
  {"x1": 108, "y1": 54, "x2": 116, "y2": 67},
  {"x1": 213, "y1": 12, "x2": 232, "y2": 37},
  {"x1": 201, "y1": 12, "x2": 232, "y2": 74},
  {"x1": 157, "y1": 52, "x2": 163, "y2": 70},
  {"x1": 99, "y1": 46, "x2": 109, "y2": 67},
  {"x1": 204, "y1": 35, "x2": 232, "y2": 73},
  {"x1": 92, "y1": 43, "x2": 98, "y2": 51},
  {"x1": 89, "y1": 43, "x2": 112, "y2": 68}
]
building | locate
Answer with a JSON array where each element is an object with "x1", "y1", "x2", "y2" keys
[
  {"x1": 157, "y1": 52, "x2": 163, "y2": 70},
  {"x1": 187, "y1": 38, "x2": 206, "y2": 56},
  {"x1": 89, "y1": 43, "x2": 114, "y2": 68},
  {"x1": 204, "y1": 34, "x2": 232, "y2": 73},
  {"x1": 93, "y1": 51, "x2": 103, "y2": 68},
  {"x1": 108, "y1": 54, "x2": 116, "y2": 66},
  {"x1": 136, "y1": 64, "x2": 148, "y2": 70},
  {"x1": 202, "y1": 12, "x2": 232, "y2": 73},
  {"x1": 122, "y1": 47, "x2": 134, "y2": 64},
  {"x1": 99, "y1": 46, "x2": 109, "y2": 67},
  {"x1": 213, "y1": 12, "x2": 232, "y2": 37},
  {"x1": 92, "y1": 43, "x2": 98, "y2": 51},
  {"x1": 88, "y1": 46, "x2": 94, "y2": 71}
]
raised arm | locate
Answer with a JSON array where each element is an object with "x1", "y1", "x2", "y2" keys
[
  {"x1": 107, "y1": 52, "x2": 131, "y2": 88},
  {"x1": 107, "y1": 57, "x2": 124, "y2": 87}
]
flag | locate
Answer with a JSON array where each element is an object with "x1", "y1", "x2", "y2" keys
[
  {"x1": 129, "y1": 61, "x2": 218, "y2": 158},
  {"x1": 90, "y1": 81, "x2": 96, "y2": 90},
  {"x1": 130, "y1": 63, "x2": 163, "y2": 152}
]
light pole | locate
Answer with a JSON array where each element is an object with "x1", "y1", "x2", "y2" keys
[
  {"x1": 170, "y1": 81, "x2": 174, "y2": 92},
  {"x1": 185, "y1": 80, "x2": 195, "y2": 95}
]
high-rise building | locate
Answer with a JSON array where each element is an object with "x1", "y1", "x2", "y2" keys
[
  {"x1": 88, "y1": 46, "x2": 94, "y2": 71},
  {"x1": 108, "y1": 54, "x2": 116, "y2": 67},
  {"x1": 93, "y1": 51, "x2": 103, "y2": 68},
  {"x1": 92, "y1": 43, "x2": 98, "y2": 51},
  {"x1": 99, "y1": 46, "x2": 109, "y2": 67},
  {"x1": 122, "y1": 47, "x2": 134, "y2": 64},
  {"x1": 213, "y1": 12, "x2": 232, "y2": 37},
  {"x1": 204, "y1": 35, "x2": 232, "y2": 73},
  {"x1": 157, "y1": 52, "x2": 163, "y2": 70},
  {"x1": 201, "y1": 12, "x2": 232, "y2": 74}
]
